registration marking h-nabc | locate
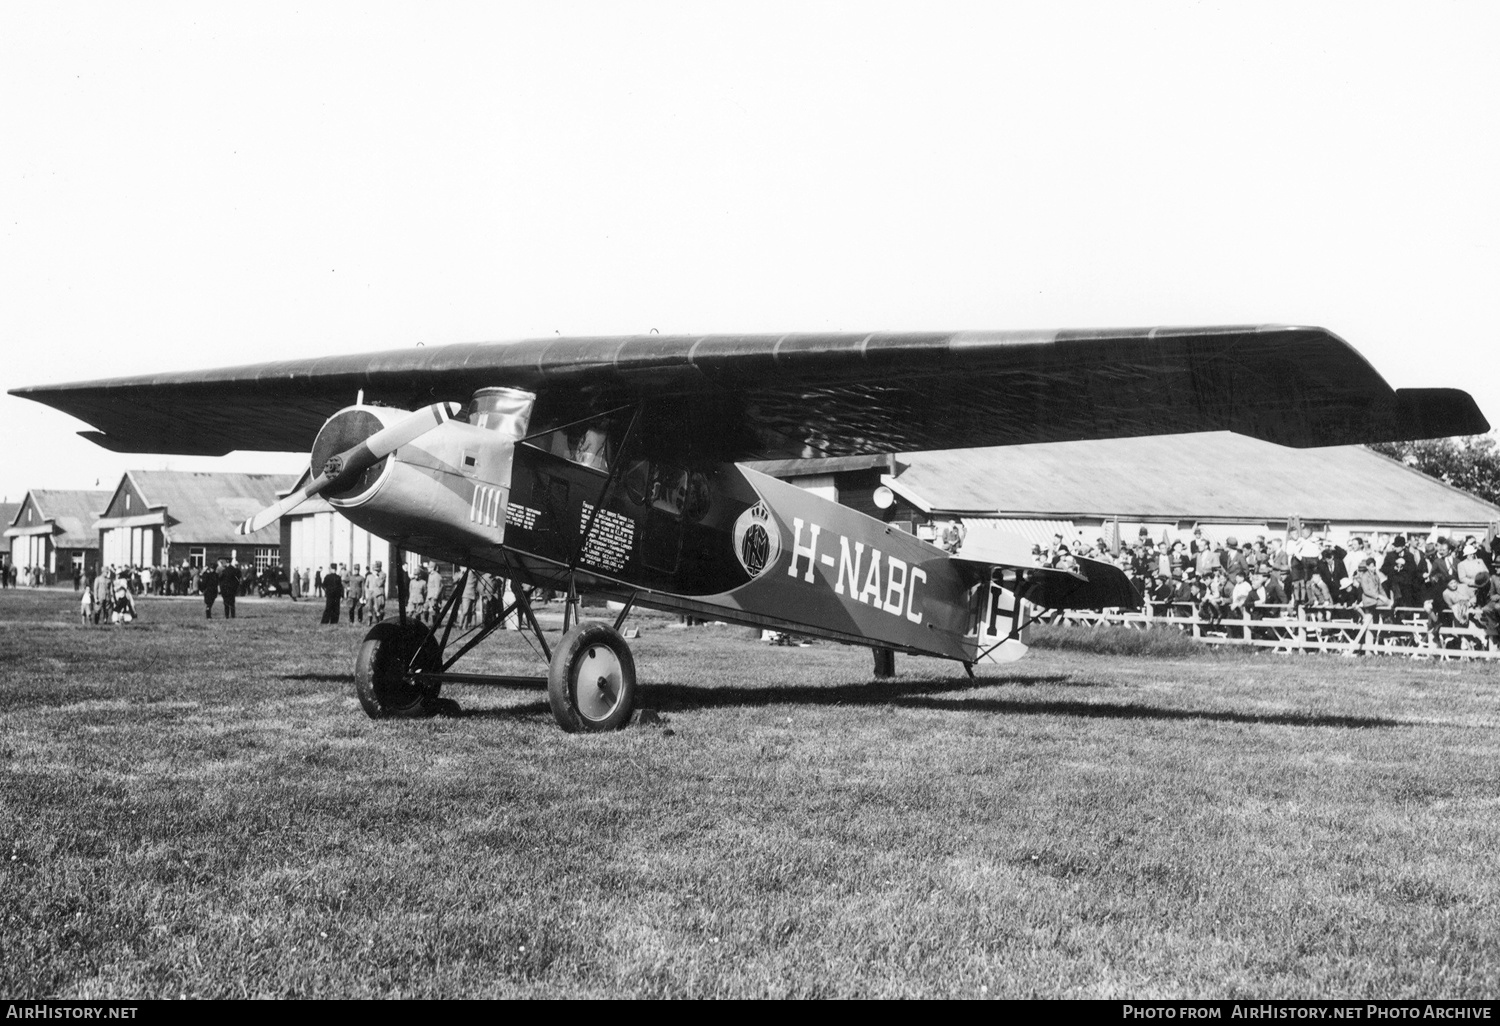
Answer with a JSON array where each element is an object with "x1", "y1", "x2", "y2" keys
[{"x1": 787, "y1": 517, "x2": 926, "y2": 623}]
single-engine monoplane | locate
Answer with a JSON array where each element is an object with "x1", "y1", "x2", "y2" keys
[{"x1": 13, "y1": 326, "x2": 1487, "y2": 730}]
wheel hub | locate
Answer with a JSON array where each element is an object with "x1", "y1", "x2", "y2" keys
[{"x1": 576, "y1": 645, "x2": 624, "y2": 722}]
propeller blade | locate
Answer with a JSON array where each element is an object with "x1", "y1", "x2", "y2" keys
[
  {"x1": 362, "y1": 401, "x2": 462, "y2": 460},
  {"x1": 238, "y1": 487, "x2": 316, "y2": 535},
  {"x1": 236, "y1": 402, "x2": 461, "y2": 535}
]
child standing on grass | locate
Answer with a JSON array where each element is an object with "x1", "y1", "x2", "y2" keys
[{"x1": 111, "y1": 570, "x2": 136, "y2": 624}]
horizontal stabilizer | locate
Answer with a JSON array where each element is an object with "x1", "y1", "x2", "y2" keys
[
  {"x1": 1021, "y1": 556, "x2": 1141, "y2": 612},
  {"x1": 952, "y1": 532, "x2": 1140, "y2": 612}
]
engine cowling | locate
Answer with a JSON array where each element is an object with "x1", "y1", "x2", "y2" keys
[{"x1": 311, "y1": 387, "x2": 535, "y2": 555}]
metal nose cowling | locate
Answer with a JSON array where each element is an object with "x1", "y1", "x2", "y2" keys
[{"x1": 236, "y1": 401, "x2": 463, "y2": 535}]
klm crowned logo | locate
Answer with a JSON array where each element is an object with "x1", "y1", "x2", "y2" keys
[{"x1": 732, "y1": 501, "x2": 780, "y2": 578}]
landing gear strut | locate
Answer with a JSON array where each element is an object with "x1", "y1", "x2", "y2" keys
[{"x1": 352, "y1": 568, "x2": 638, "y2": 732}]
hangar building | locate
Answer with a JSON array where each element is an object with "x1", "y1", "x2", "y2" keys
[
  {"x1": 94, "y1": 471, "x2": 295, "y2": 571},
  {"x1": 4, "y1": 490, "x2": 109, "y2": 583},
  {"x1": 753, "y1": 432, "x2": 1500, "y2": 548}
]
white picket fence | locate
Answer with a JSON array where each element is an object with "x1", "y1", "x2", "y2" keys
[{"x1": 1057, "y1": 603, "x2": 1500, "y2": 660}]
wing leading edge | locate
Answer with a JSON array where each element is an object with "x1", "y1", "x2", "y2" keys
[{"x1": 10, "y1": 325, "x2": 1487, "y2": 459}]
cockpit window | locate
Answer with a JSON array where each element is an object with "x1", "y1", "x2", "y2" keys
[
  {"x1": 527, "y1": 423, "x2": 612, "y2": 472},
  {"x1": 568, "y1": 426, "x2": 609, "y2": 471}
]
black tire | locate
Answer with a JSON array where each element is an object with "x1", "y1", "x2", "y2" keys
[
  {"x1": 547, "y1": 621, "x2": 636, "y2": 732},
  {"x1": 354, "y1": 620, "x2": 441, "y2": 719}
]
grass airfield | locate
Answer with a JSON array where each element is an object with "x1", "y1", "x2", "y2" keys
[{"x1": 1, "y1": 588, "x2": 1498, "y2": 999}]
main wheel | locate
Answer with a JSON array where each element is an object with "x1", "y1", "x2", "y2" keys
[
  {"x1": 547, "y1": 621, "x2": 636, "y2": 732},
  {"x1": 354, "y1": 620, "x2": 442, "y2": 718}
]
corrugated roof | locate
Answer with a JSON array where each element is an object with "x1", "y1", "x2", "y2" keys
[
  {"x1": 9, "y1": 491, "x2": 110, "y2": 548},
  {"x1": 127, "y1": 471, "x2": 297, "y2": 545},
  {"x1": 893, "y1": 432, "x2": 1500, "y2": 524},
  {"x1": 0, "y1": 503, "x2": 19, "y2": 531}
]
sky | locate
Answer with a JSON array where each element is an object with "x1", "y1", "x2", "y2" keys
[{"x1": 2, "y1": 1, "x2": 1497, "y2": 503}]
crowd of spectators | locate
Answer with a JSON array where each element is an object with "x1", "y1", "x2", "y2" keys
[
  {"x1": 0, "y1": 543, "x2": 539, "y2": 643},
  {"x1": 43, "y1": 557, "x2": 516, "y2": 633},
  {"x1": 1025, "y1": 524, "x2": 1500, "y2": 648},
  {"x1": 306, "y1": 562, "x2": 515, "y2": 630}
]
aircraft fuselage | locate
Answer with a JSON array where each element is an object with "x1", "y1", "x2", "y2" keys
[{"x1": 329, "y1": 416, "x2": 990, "y2": 661}]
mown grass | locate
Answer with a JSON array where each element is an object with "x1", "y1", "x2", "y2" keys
[
  {"x1": 1028, "y1": 622, "x2": 1215, "y2": 657},
  {"x1": 1, "y1": 589, "x2": 1498, "y2": 998}
]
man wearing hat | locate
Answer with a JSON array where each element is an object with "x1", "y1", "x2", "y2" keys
[
  {"x1": 1423, "y1": 538, "x2": 1455, "y2": 610},
  {"x1": 1167, "y1": 569, "x2": 1192, "y2": 609},
  {"x1": 346, "y1": 563, "x2": 365, "y2": 623},
  {"x1": 1381, "y1": 535, "x2": 1422, "y2": 610},
  {"x1": 366, "y1": 562, "x2": 387, "y2": 622},
  {"x1": 1221, "y1": 536, "x2": 1249, "y2": 581},
  {"x1": 1315, "y1": 541, "x2": 1351, "y2": 605},
  {"x1": 320, "y1": 565, "x2": 344, "y2": 625},
  {"x1": 1256, "y1": 565, "x2": 1287, "y2": 607},
  {"x1": 1147, "y1": 571, "x2": 1174, "y2": 612}
]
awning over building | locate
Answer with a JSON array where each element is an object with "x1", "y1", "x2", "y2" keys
[
  {"x1": 93, "y1": 512, "x2": 169, "y2": 530},
  {"x1": 1114, "y1": 520, "x2": 1275, "y2": 546},
  {"x1": 961, "y1": 517, "x2": 1076, "y2": 548},
  {"x1": 3, "y1": 523, "x2": 56, "y2": 538}
]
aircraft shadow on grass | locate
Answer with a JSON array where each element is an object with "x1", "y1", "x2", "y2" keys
[
  {"x1": 889, "y1": 694, "x2": 1401, "y2": 730},
  {"x1": 441, "y1": 675, "x2": 1402, "y2": 730},
  {"x1": 438, "y1": 676, "x2": 1030, "y2": 721}
]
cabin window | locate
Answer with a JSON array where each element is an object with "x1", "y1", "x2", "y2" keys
[{"x1": 529, "y1": 424, "x2": 612, "y2": 472}]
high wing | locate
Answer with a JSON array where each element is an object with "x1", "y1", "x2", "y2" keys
[{"x1": 10, "y1": 325, "x2": 1487, "y2": 460}]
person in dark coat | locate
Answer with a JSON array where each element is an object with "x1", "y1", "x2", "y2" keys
[
  {"x1": 1425, "y1": 538, "x2": 1458, "y2": 604},
  {"x1": 219, "y1": 560, "x2": 241, "y2": 618},
  {"x1": 1315, "y1": 544, "x2": 1352, "y2": 605},
  {"x1": 1381, "y1": 535, "x2": 1422, "y2": 610},
  {"x1": 200, "y1": 562, "x2": 220, "y2": 619},
  {"x1": 321, "y1": 566, "x2": 345, "y2": 625}
]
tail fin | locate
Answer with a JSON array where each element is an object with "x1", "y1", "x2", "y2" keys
[
  {"x1": 954, "y1": 545, "x2": 1143, "y2": 665},
  {"x1": 975, "y1": 568, "x2": 1030, "y2": 664}
]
